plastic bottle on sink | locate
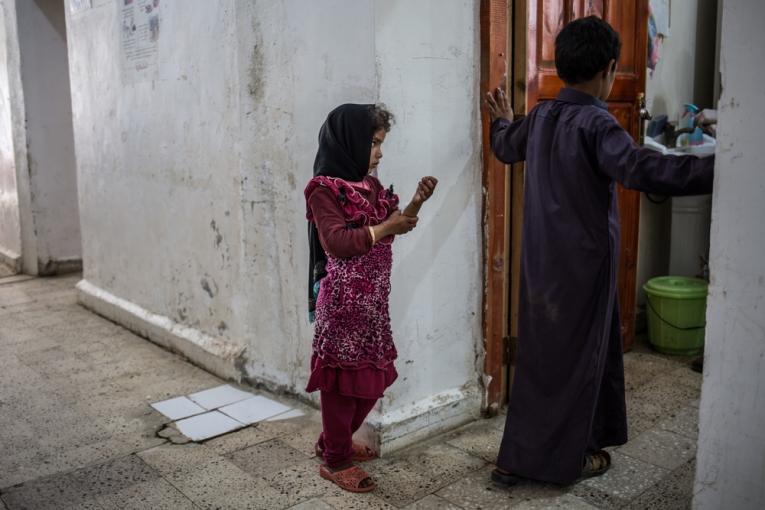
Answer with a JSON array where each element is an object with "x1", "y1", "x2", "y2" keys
[{"x1": 678, "y1": 103, "x2": 704, "y2": 147}]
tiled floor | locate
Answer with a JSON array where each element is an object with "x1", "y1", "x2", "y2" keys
[
  {"x1": 0, "y1": 263, "x2": 16, "y2": 278},
  {"x1": 0, "y1": 274, "x2": 702, "y2": 509}
]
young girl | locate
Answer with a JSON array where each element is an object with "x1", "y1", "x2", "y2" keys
[{"x1": 304, "y1": 103, "x2": 437, "y2": 492}]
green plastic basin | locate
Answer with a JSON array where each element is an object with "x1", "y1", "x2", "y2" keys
[{"x1": 643, "y1": 276, "x2": 708, "y2": 356}]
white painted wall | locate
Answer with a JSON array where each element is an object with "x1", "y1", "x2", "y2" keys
[
  {"x1": 231, "y1": 0, "x2": 379, "y2": 391},
  {"x1": 15, "y1": 0, "x2": 81, "y2": 273},
  {"x1": 69, "y1": 0, "x2": 248, "y2": 373},
  {"x1": 694, "y1": 1, "x2": 765, "y2": 508},
  {"x1": 0, "y1": 1, "x2": 21, "y2": 269},
  {"x1": 68, "y1": 0, "x2": 482, "y2": 449},
  {"x1": 374, "y1": 0, "x2": 482, "y2": 438}
]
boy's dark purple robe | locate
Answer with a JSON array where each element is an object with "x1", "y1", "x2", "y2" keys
[{"x1": 491, "y1": 87, "x2": 713, "y2": 484}]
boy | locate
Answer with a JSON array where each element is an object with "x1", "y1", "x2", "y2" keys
[{"x1": 486, "y1": 16, "x2": 714, "y2": 485}]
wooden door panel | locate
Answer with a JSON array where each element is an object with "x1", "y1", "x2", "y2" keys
[{"x1": 573, "y1": 0, "x2": 605, "y2": 18}]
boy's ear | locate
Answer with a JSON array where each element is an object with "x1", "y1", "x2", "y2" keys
[{"x1": 601, "y1": 59, "x2": 616, "y2": 79}]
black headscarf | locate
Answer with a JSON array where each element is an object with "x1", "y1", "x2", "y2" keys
[{"x1": 308, "y1": 104, "x2": 375, "y2": 317}]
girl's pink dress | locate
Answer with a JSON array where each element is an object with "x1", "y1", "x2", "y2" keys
[{"x1": 304, "y1": 175, "x2": 399, "y2": 399}]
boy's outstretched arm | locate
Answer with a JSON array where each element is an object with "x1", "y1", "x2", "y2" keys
[
  {"x1": 487, "y1": 88, "x2": 529, "y2": 164},
  {"x1": 595, "y1": 117, "x2": 714, "y2": 196}
]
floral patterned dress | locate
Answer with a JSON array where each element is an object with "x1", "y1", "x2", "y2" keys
[{"x1": 304, "y1": 175, "x2": 399, "y2": 399}]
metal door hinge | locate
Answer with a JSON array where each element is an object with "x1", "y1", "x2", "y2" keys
[{"x1": 503, "y1": 336, "x2": 518, "y2": 365}]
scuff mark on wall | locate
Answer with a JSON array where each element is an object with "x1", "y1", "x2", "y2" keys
[
  {"x1": 210, "y1": 219, "x2": 223, "y2": 247},
  {"x1": 247, "y1": 20, "x2": 265, "y2": 104},
  {"x1": 200, "y1": 277, "x2": 217, "y2": 298}
]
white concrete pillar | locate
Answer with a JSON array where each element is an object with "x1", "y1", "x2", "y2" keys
[{"x1": 694, "y1": 1, "x2": 765, "y2": 508}]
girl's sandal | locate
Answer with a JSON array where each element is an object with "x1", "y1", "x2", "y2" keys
[
  {"x1": 580, "y1": 450, "x2": 611, "y2": 480},
  {"x1": 315, "y1": 442, "x2": 378, "y2": 462},
  {"x1": 319, "y1": 465, "x2": 376, "y2": 493}
]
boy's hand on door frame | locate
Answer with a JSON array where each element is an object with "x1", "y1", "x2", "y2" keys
[{"x1": 486, "y1": 87, "x2": 513, "y2": 123}]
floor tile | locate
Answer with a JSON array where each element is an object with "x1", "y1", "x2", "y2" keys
[
  {"x1": 219, "y1": 395, "x2": 291, "y2": 424},
  {"x1": 2, "y1": 454, "x2": 159, "y2": 510},
  {"x1": 574, "y1": 451, "x2": 668, "y2": 502},
  {"x1": 436, "y1": 466, "x2": 570, "y2": 510},
  {"x1": 227, "y1": 438, "x2": 310, "y2": 478},
  {"x1": 512, "y1": 494, "x2": 600, "y2": 509},
  {"x1": 257, "y1": 415, "x2": 324, "y2": 458},
  {"x1": 174, "y1": 410, "x2": 244, "y2": 441},
  {"x1": 626, "y1": 371, "x2": 702, "y2": 438},
  {"x1": 263, "y1": 459, "x2": 346, "y2": 508},
  {"x1": 150, "y1": 396, "x2": 205, "y2": 420},
  {"x1": 625, "y1": 393, "x2": 668, "y2": 437},
  {"x1": 267, "y1": 409, "x2": 306, "y2": 421},
  {"x1": 169, "y1": 457, "x2": 285, "y2": 510},
  {"x1": 137, "y1": 443, "x2": 222, "y2": 477},
  {"x1": 203, "y1": 425, "x2": 276, "y2": 455},
  {"x1": 323, "y1": 492, "x2": 398, "y2": 509},
  {"x1": 618, "y1": 429, "x2": 696, "y2": 471},
  {"x1": 623, "y1": 459, "x2": 696, "y2": 510},
  {"x1": 96, "y1": 478, "x2": 197, "y2": 510},
  {"x1": 369, "y1": 457, "x2": 448, "y2": 507},
  {"x1": 395, "y1": 443, "x2": 486, "y2": 487},
  {"x1": 657, "y1": 405, "x2": 699, "y2": 439},
  {"x1": 187, "y1": 384, "x2": 253, "y2": 410},
  {"x1": 289, "y1": 499, "x2": 334, "y2": 510},
  {"x1": 402, "y1": 494, "x2": 464, "y2": 509},
  {"x1": 443, "y1": 421, "x2": 503, "y2": 463}
]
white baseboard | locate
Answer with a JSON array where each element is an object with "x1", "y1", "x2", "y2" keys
[
  {"x1": 76, "y1": 279, "x2": 246, "y2": 381},
  {"x1": 356, "y1": 385, "x2": 482, "y2": 456},
  {"x1": 0, "y1": 247, "x2": 21, "y2": 273},
  {"x1": 38, "y1": 257, "x2": 82, "y2": 276}
]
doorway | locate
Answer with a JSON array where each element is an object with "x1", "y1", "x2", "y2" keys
[
  {"x1": 3, "y1": 0, "x2": 82, "y2": 276},
  {"x1": 481, "y1": 0, "x2": 650, "y2": 410}
]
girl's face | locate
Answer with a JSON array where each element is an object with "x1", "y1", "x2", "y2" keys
[{"x1": 369, "y1": 129, "x2": 386, "y2": 173}]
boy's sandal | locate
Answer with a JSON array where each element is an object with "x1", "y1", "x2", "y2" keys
[
  {"x1": 490, "y1": 467, "x2": 522, "y2": 487},
  {"x1": 315, "y1": 442, "x2": 377, "y2": 462},
  {"x1": 581, "y1": 450, "x2": 611, "y2": 479},
  {"x1": 319, "y1": 465, "x2": 376, "y2": 493}
]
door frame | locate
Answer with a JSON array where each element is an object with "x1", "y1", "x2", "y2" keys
[{"x1": 480, "y1": 0, "x2": 514, "y2": 412}]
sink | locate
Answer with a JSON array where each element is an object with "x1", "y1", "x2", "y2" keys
[{"x1": 644, "y1": 134, "x2": 715, "y2": 158}]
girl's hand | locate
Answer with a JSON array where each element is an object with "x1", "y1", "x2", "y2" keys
[
  {"x1": 412, "y1": 177, "x2": 438, "y2": 206},
  {"x1": 383, "y1": 210, "x2": 418, "y2": 235}
]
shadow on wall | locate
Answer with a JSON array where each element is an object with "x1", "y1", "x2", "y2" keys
[{"x1": 394, "y1": 155, "x2": 479, "y2": 317}]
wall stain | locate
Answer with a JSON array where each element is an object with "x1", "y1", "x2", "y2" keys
[
  {"x1": 210, "y1": 219, "x2": 223, "y2": 247},
  {"x1": 247, "y1": 40, "x2": 265, "y2": 103},
  {"x1": 201, "y1": 277, "x2": 216, "y2": 298}
]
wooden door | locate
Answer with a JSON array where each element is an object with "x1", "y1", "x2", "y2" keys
[
  {"x1": 523, "y1": 0, "x2": 648, "y2": 351},
  {"x1": 481, "y1": 0, "x2": 647, "y2": 410}
]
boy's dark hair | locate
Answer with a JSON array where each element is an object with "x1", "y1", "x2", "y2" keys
[
  {"x1": 555, "y1": 16, "x2": 621, "y2": 84},
  {"x1": 370, "y1": 104, "x2": 394, "y2": 133}
]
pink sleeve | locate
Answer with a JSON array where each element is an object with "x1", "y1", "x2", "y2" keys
[{"x1": 308, "y1": 187, "x2": 373, "y2": 258}]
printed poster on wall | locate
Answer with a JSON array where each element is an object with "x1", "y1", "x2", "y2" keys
[{"x1": 121, "y1": 0, "x2": 161, "y2": 83}]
